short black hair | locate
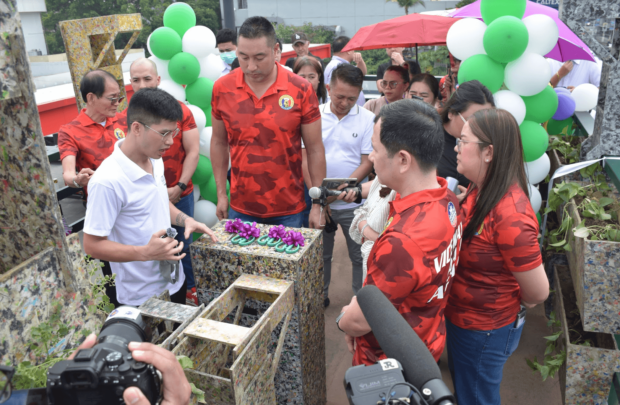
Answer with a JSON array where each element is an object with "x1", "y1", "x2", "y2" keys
[
  {"x1": 276, "y1": 37, "x2": 283, "y2": 52},
  {"x1": 404, "y1": 59, "x2": 421, "y2": 76},
  {"x1": 80, "y1": 69, "x2": 117, "y2": 102},
  {"x1": 239, "y1": 16, "x2": 276, "y2": 47},
  {"x1": 330, "y1": 63, "x2": 363, "y2": 89},
  {"x1": 385, "y1": 65, "x2": 410, "y2": 85},
  {"x1": 333, "y1": 36, "x2": 351, "y2": 53},
  {"x1": 440, "y1": 80, "x2": 495, "y2": 124},
  {"x1": 216, "y1": 28, "x2": 237, "y2": 46},
  {"x1": 376, "y1": 99, "x2": 444, "y2": 173},
  {"x1": 127, "y1": 88, "x2": 183, "y2": 129}
]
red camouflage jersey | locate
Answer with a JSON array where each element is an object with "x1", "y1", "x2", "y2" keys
[
  {"x1": 211, "y1": 63, "x2": 321, "y2": 218},
  {"x1": 116, "y1": 101, "x2": 197, "y2": 198},
  {"x1": 445, "y1": 183, "x2": 543, "y2": 331},
  {"x1": 354, "y1": 178, "x2": 463, "y2": 366},
  {"x1": 58, "y1": 109, "x2": 125, "y2": 199}
]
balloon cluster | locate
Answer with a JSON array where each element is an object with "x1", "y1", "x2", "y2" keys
[
  {"x1": 147, "y1": 3, "x2": 231, "y2": 233},
  {"x1": 446, "y1": 0, "x2": 598, "y2": 214}
]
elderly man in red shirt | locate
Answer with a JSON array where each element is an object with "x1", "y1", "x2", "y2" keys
[
  {"x1": 114, "y1": 58, "x2": 201, "y2": 306},
  {"x1": 336, "y1": 99, "x2": 463, "y2": 366},
  {"x1": 211, "y1": 16, "x2": 326, "y2": 229}
]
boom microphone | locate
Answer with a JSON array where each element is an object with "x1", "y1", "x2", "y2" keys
[{"x1": 357, "y1": 285, "x2": 455, "y2": 405}]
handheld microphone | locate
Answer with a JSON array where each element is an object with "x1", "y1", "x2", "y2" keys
[
  {"x1": 308, "y1": 186, "x2": 360, "y2": 199},
  {"x1": 357, "y1": 285, "x2": 455, "y2": 405}
]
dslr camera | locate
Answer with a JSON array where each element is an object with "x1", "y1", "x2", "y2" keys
[{"x1": 1, "y1": 306, "x2": 162, "y2": 405}]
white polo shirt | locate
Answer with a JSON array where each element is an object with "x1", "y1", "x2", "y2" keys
[
  {"x1": 84, "y1": 139, "x2": 184, "y2": 306},
  {"x1": 320, "y1": 102, "x2": 374, "y2": 210}
]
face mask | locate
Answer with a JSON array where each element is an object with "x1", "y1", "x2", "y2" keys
[{"x1": 220, "y1": 51, "x2": 236, "y2": 65}]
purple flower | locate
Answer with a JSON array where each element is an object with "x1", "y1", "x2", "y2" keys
[
  {"x1": 239, "y1": 222, "x2": 260, "y2": 239},
  {"x1": 282, "y1": 231, "x2": 305, "y2": 247},
  {"x1": 225, "y1": 218, "x2": 243, "y2": 233},
  {"x1": 268, "y1": 225, "x2": 287, "y2": 240}
]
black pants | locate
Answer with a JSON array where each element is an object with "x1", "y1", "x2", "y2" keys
[
  {"x1": 170, "y1": 279, "x2": 188, "y2": 305},
  {"x1": 101, "y1": 260, "x2": 120, "y2": 309}
]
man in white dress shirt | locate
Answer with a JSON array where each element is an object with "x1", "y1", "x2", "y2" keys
[
  {"x1": 548, "y1": 58, "x2": 601, "y2": 90},
  {"x1": 83, "y1": 88, "x2": 218, "y2": 306}
]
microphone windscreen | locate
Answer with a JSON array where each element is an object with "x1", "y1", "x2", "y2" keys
[
  {"x1": 357, "y1": 285, "x2": 442, "y2": 389},
  {"x1": 308, "y1": 187, "x2": 322, "y2": 199}
]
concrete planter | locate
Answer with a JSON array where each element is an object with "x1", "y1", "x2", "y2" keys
[
  {"x1": 564, "y1": 199, "x2": 620, "y2": 334},
  {"x1": 554, "y1": 265, "x2": 620, "y2": 404}
]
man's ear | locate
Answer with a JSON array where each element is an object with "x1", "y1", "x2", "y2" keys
[{"x1": 398, "y1": 150, "x2": 414, "y2": 174}]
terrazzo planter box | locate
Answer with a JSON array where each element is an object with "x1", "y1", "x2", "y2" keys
[
  {"x1": 554, "y1": 265, "x2": 620, "y2": 405},
  {"x1": 190, "y1": 221, "x2": 325, "y2": 405},
  {"x1": 563, "y1": 199, "x2": 620, "y2": 334}
]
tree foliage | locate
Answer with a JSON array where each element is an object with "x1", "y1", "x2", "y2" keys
[
  {"x1": 385, "y1": 0, "x2": 426, "y2": 15},
  {"x1": 359, "y1": 49, "x2": 390, "y2": 75},
  {"x1": 42, "y1": 0, "x2": 221, "y2": 55},
  {"x1": 454, "y1": 0, "x2": 476, "y2": 8},
  {"x1": 274, "y1": 22, "x2": 336, "y2": 45}
]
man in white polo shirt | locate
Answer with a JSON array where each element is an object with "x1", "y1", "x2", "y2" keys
[
  {"x1": 304, "y1": 64, "x2": 374, "y2": 307},
  {"x1": 83, "y1": 88, "x2": 218, "y2": 306}
]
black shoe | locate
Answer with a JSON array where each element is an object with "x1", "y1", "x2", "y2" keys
[{"x1": 324, "y1": 297, "x2": 330, "y2": 308}]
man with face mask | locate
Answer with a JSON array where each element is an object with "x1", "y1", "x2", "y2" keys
[{"x1": 216, "y1": 28, "x2": 238, "y2": 76}]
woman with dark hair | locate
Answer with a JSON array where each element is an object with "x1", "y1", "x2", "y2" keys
[
  {"x1": 294, "y1": 56, "x2": 328, "y2": 104},
  {"x1": 446, "y1": 108, "x2": 548, "y2": 405},
  {"x1": 363, "y1": 65, "x2": 410, "y2": 115},
  {"x1": 437, "y1": 80, "x2": 494, "y2": 188},
  {"x1": 408, "y1": 73, "x2": 439, "y2": 107}
]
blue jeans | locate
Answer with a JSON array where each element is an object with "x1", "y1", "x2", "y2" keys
[
  {"x1": 446, "y1": 318, "x2": 524, "y2": 405},
  {"x1": 228, "y1": 208, "x2": 303, "y2": 228},
  {"x1": 172, "y1": 192, "x2": 195, "y2": 289},
  {"x1": 302, "y1": 184, "x2": 312, "y2": 228}
]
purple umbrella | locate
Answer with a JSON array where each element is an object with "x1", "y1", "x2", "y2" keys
[{"x1": 449, "y1": 1, "x2": 596, "y2": 62}]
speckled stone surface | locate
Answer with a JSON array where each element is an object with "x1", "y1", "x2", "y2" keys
[
  {"x1": 190, "y1": 221, "x2": 325, "y2": 405},
  {"x1": 59, "y1": 14, "x2": 141, "y2": 112},
  {"x1": 140, "y1": 297, "x2": 201, "y2": 324},
  {"x1": 0, "y1": 233, "x2": 105, "y2": 366},
  {"x1": 554, "y1": 266, "x2": 620, "y2": 405},
  {"x1": 0, "y1": 0, "x2": 72, "y2": 278}
]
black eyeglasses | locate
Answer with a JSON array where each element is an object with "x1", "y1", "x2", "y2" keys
[{"x1": 137, "y1": 122, "x2": 180, "y2": 139}]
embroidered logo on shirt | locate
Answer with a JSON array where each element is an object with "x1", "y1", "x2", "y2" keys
[
  {"x1": 382, "y1": 217, "x2": 393, "y2": 234},
  {"x1": 279, "y1": 95, "x2": 295, "y2": 110},
  {"x1": 352, "y1": 133, "x2": 358, "y2": 138},
  {"x1": 448, "y1": 202, "x2": 457, "y2": 227},
  {"x1": 114, "y1": 128, "x2": 125, "y2": 139}
]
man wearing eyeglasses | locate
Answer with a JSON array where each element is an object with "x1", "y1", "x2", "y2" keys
[
  {"x1": 83, "y1": 88, "x2": 218, "y2": 307},
  {"x1": 115, "y1": 57, "x2": 201, "y2": 306}
]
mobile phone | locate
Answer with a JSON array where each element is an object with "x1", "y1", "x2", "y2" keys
[{"x1": 321, "y1": 178, "x2": 358, "y2": 190}]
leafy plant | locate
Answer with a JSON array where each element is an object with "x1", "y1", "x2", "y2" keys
[
  {"x1": 274, "y1": 22, "x2": 336, "y2": 46},
  {"x1": 385, "y1": 0, "x2": 426, "y2": 15},
  {"x1": 548, "y1": 136, "x2": 580, "y2": 165},
  {"x1": 526, "y1": 311, "x2": 566, "y2": 381},
  {"x1": 177, "y1": 355, "x2": 206, "y2": 403}
]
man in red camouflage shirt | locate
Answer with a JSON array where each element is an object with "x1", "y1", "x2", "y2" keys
[
  {"x1": 115, "y1": 58, "x2": 201, "y2": 306},
  {"x1": 337, "y1": 99, "x2": 463, "y2": 365}
]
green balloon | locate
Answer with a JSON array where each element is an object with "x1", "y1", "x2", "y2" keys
[
  {"x1": 168, "y1": 52, "x2": 200, "y2": 85},
  {"x1": 481, "y1": 0, "x2": 526, "y2": 25},
  {"x1": 204, "y1": 107, "x2": 212, "y2": 126},
  {"x1": 186, "y1": 78, "x2": 214, "y2": 110},
  {"x1": 520, "y1": 121, "x2": 549, "y2": 162},
  {"x1": 192, "y1": 155, "x2": 213, "y2": 185},
  {"x1": 522, "y1": 86, "x2": 559, "y2": 124},
  {"x1": 536, "y1": 213, "x2": 542, "y2": 226},
  {"x1": 149, "y1": 27, "x2": 182, "y2": 60},
  {"x1": 457, "y1": 54, "x2": 505, "y2": 93},
  {"x1": 200, "y1": 176, "x2": 218, "y2": 204},
  {"x1": 163, "y1": 2, "x2": 196, "y2": 38},
  {"x1": 483, "y1": 16, "x2": 529, "y2": 64},
  {"x1": 547, "y1": 117, "x2": 574, "y2": 136}
]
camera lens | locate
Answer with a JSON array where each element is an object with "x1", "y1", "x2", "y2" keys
[{"x1": 98, "y1": 306, "x2": 150, "y2": 348}]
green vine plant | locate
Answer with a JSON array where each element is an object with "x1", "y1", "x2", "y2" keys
[
  {"x1": 526, "y1": 311, "x2": 566, "y2": 381},
  {"x1": 177, "y1": 355, "x2": 206, "y2": 403},
  {"x1": 10, "y1": 256, "x2": 115, "y2": 389}
]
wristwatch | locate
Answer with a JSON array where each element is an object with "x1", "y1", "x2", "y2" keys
[
  {"x1": 336, "y1": 311, "x2": 346, "y2": 333},
  {"x1": 177, "y1": 182, "x2": 187, "y2": 191},
  {"x1": 73, "y1": 176, "x2": 82, "y2": 188}
]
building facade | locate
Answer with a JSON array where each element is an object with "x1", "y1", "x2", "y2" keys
[{"x1": 17, "y1": 0, "x2": 48, "y2": 55}]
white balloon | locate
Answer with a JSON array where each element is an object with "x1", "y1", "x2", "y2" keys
[
  {"x1": 194, "y1": 200, "x2": 218, "y2": 227},
  {"x1": 148, "y1": 55, "x2": 171, "y2": 81},
  {"x1": 199, "y1": 54, "x2": 225, "y2": 82},
  {"x1": 572, "y1": 83, "x2": 599, "y2": 112},
  {"x1": 446, "y1": 18, "x2": 487, "y2": 61},
  {"x1": 505, "y1": 53, "x2": 553, "y2": 96},
  {"x1": 524, "y1": 153, "x2": 551, "y2": 185},
  {"x1": 523, "y1": 14, "x2": 559, "y2": 56},
  {"x1": 193, "y1": 186, "x2": 202, "y2": 203},
  {"x1": 159, "y1": 80, "x2": 185, "y2": 101},
  {"x1": 529, "y1": 184, "x2": 542, "y2": 213},
  {"x1": 182, "y1": 26, "x2": 217, "y2": 59},
  {"x1": 199, "y1": 127, "x2": 213, "y2": 158},
  {"x1": 147, "y1": 34, "x2": 153, "y2": 56},
  {"x1": 187, "y1": 104, "x2": 206, "y2": 129},
  {"x1": 493, "y1": 90, "x2": 526, "y2": 125}
]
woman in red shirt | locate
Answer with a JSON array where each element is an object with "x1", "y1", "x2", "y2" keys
[{"x1": 445, "y1": 108, "x2": 548, "y2": 405}]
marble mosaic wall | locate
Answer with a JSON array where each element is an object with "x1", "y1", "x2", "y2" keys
[
  {"x1": 59, "y1": 14, "x2": 141, "y2": 112},
  {"x1": 0, "y1": 0, "x2": 72, "y2": 279},
  {"x1": 190, "y1": 221, "x2": 325, "y2": 405}
]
